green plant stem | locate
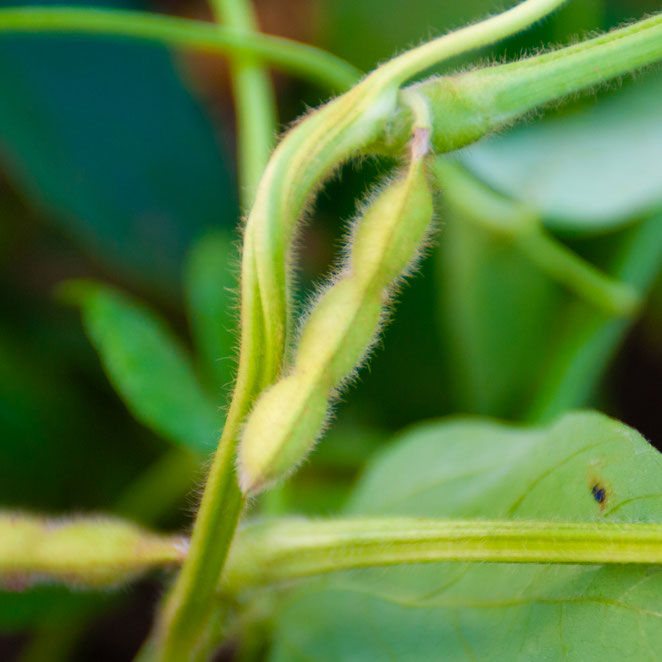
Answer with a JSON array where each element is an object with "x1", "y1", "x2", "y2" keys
[
  {"x1": 224, "y1": 517, "x2": 662, "y2": 590},
  {"x1": 0, "y1": 6, "x2": 360, "y2": 92},
  {"x1": 378, "y1": 11, "x2": 662, "y2": 154},
  {"x1": 149, "y1": 397, "x2": 249, "y2": 661},
  {"x1": 377, "y1": 0, "x2": 566, "y2": 85},
  {"x1": 434, "y1": 159, "x2": 640, "y2": 318},
  {"x1": 516, "y1": 230, "x2": 640, "y2": 318},
  {"x1": 146, "y1": 1, "x2": 276, "y2": 659},
  {"x1": 209, "y1": 0, "x2": 276, "y2": 207}
]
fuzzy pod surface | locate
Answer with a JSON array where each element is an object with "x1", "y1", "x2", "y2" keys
[{"x1": 239, "y1": 153, "x2": 434, "y2": 496}]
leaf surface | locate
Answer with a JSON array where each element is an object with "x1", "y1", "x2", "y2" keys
[
  {"x1": 460, "y1": 72, "x2": 662, "y2": 232},
  {"x1": 64, "y1": 280, "x2": 220, "y2": 454},
  {"x1": 269, "y1": 411, "x2": 662, "y2": 661},
  {"x1": 0, "y1": 0, "x2": 236, "y2": 293}
]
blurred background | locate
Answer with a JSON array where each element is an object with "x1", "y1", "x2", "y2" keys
[{"x1": 1, "y1": 0, "x2": 661, "y2": 658}]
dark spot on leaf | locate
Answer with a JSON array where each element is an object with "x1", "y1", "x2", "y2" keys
[{"x1": 591, "y1": 483, "x2": 607, "y2": 505}]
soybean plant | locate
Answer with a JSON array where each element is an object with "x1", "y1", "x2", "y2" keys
[
  {"x1": 2, "y1": 1, "x2": 662, "y2": 661},
  {"x1": 240, "y1": 126, "x2": 434, "y2": 495}
]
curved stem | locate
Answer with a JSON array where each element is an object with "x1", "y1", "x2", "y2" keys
[
  {"x1": 385, "y1": 11, "x2": 662, "y2": 154},
  {"x1": 238, "y1": 1, "x2": 563, "y2": 411},
  {"x1": 516, "y1": 230, "x2": 640, "y2": 318},
  {"x1": 378, "y1": 0, "x2": 566, "y2": 85},
  {"x1": 149, "y1": 1, "x2": 277, "y2": 659},
  {"x1": 434, "y1": 159, "x2": 640, "y2": 318},
  {"x1": 224, "y1": 517, "x2": 662, "y2": 590},
  {"x1": 210, "y1": 0, "x2": 276, "y2": 207},
  {"x1": 0, "y1": 6, "x2": 361, "y2": 92}
]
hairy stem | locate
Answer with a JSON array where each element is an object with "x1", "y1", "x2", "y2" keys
[
  {"x1": 377, "y1": 0, "x2": 566, "y2": 84},
  {"x1": 243, "y1": 0, "x2": 565, "y2": 414},
  {"x1": 379, "y1": 11, "x2": 662, "y2": 154},
  {"x1": 0, "y1": 6, "x2": 360, "y2": 91},
  {"x1": 149, "y1": 1, "x2": 276, "y2": 659},
  {"x1": 224, "y1": 517, "x2": 662, "y2": 590},
  {"x1": 148, "y1": 410, "x2": 246, "y2": 661}
]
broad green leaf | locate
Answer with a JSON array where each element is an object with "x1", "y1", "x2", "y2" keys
[
  {"x1": 460, "y1": 71, "x2": 662, "y2": 233},
  {"x1": 269, "y1": 411, "x2": 662, "y2": 661},
  {"x1": 0, "y1": 0, "x2": 236, "y2": 294},
  {"x1": 184, "y1": 231, "x2": 237, "y2": 397},
  {"x1": 62, "y1": 280, "x2": 220, "y2": 454}
]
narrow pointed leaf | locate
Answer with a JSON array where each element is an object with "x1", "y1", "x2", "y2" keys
[{"x1": 62, "y1": 280, "x2": 220, "y2": 454}]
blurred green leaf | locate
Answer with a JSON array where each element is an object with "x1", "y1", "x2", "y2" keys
[
  {"x1": 436, "y1": 209, "x2": 562, "y2": 417},
  {"x1": 529, "y1": 213, "x2": 662, "y2": 421},
  {"x1": 269, "y1": 411, "x2": 662, "y2": 661},
  {"x1": 0, "y1": 0, "x2": 237, "y2": 294},
  {"x1": 460, "y1": 71, "x2": 662, "y2": 233},
  {"x1": 184, "y1": 230, "x2": 237, "y2": 398},
  {"x1": 0, "y1": 588, "x2": 97, "y2": 634},
  {"x1": 62, "y1": 280, "x2": 220, "y2": 454}
]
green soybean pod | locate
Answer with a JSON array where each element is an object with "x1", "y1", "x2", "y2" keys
[
  {"x1": 351, "y1": 160, "x2": 434, "y2": 285},
  {"x1": 238, "y1": 374, "x2": 328, "y2": 496},
  {"x1": 239, "y1": 154, "x2": 434, "y2": 496}
]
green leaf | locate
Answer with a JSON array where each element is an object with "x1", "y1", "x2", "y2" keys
[
  {"x1": 459, "y1": 71, "x2": 662, "y2": 233},
  {"x1": 269, "y1": 411, "x2": 662, "y2": 661},
  {"x1": 0, "y1": 0, "x2": 236, "y2": 294},
  {"x1": 62, "y1": 280, "x2": 221, "y2": 454},
  {"x1": 184, "y1": 230, "x2": 237, "y2": 397}
]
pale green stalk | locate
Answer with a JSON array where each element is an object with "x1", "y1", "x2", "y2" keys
[
  {"x1": 0, "y1": 6, "x2": 360, "y2": 91},
  {"x1": 516, "y1": 231, "x2": 640, "y2": 317},
  {"x1": 209, "y1": 0, "x2": 276, "y2": 207},
  {"x1": 224, "y1": 517, "x2": 662, "y2": 590},
  {"x1": 0, "y1": 513, "x2": 185, "y2": 588},
  {"x1": 434, "y1": 159, "x2": 640, "y2": 318},
  {"x1": 149, "y1": 0, "x2": 276, "y2": 659}
]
